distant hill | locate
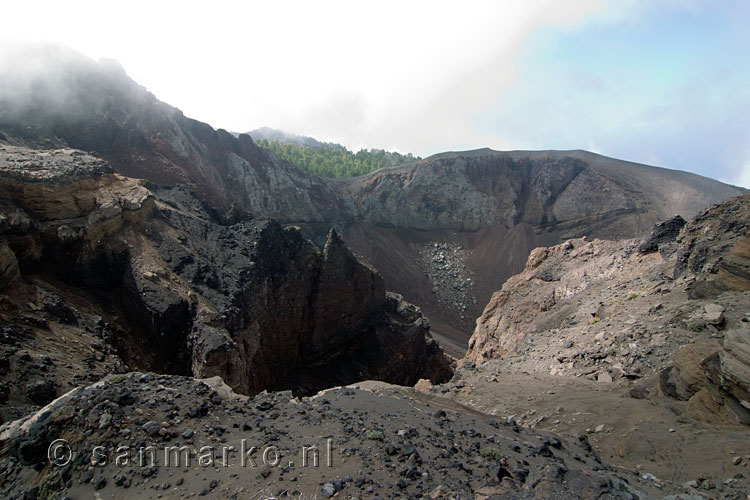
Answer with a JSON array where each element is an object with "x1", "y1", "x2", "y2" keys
[{"x1": 246, "y1": 127, "x2": 420, "y2": 178}]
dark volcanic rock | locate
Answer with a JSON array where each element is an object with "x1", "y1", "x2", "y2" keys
[
  {"x1": 637, "y1": 215, "x2": 686, "y2": 255},
  {"x1": 0, "y1": 241, "x2": 19, "y2": 290},
  {"x1": 24, "y1": 380, "x2": 56, "y2": 406},
  {"x1": 186, "y1": 221, "x2": 452, "y2": 395},
  {"x1": 0, "y1": 154, "x2": 451, "y2": 402}
]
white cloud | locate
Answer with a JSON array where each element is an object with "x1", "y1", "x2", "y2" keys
[{"x1": 1, "y1": 0, "x2": 601, "y2": 154}]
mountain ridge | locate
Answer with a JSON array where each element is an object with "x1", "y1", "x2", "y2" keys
[{"x1": 1, "y1": 44, "x2": 745, "y2": 346}]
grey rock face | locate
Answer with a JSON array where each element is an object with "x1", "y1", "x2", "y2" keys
[
  {"x1": 340, "y1": 149, "x2": 744, "y2": 234},
  {"x1": 675, "y1": 194, "x2": 750, "y2": 294}
]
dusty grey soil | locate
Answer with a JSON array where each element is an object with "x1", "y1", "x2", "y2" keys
[
  {"x1": 442, "y1": 365, "x2": 750, "y2": 496},
  {"x1": 0, "y1": 375, "x2": 660, "y2": 500}
]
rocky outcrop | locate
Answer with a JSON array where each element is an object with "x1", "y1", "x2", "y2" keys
[
  {"x1": 658, "y1": 340, "x2": 719, "y2": 401},
  {"x1": 466, "y1": 197, "x2": 750, "y2": 364},
  {"x1": 702, "y1": 329, "x2": 750, "y2": 425},
  {"x1": 464, "y1": 237, "x2": 646, "y2": 365},
  {"x1": 657, "y1": 325, "x2": 750, "y2": 426},
  {"x1": 183, "y1": 222, "x2": 451, "y2": 395},
  {"x1": 675, "y1": 193, "x2": 750, "y2": 295},
  {"x1": 0, "y1": 148, "x2": 451, "y2": 420}
]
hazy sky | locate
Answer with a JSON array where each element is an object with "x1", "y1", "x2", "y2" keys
[{"x1": 3, "y1": 0, "x2": 749, "y2": 187}]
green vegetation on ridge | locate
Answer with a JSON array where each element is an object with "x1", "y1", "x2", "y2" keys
[{"x1": 256, "y1": 138, "x2": 420, "y2": 178}]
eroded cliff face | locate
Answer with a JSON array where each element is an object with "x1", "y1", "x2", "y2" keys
[
  {"x1": 0, "y1": 145, "x2": 451, "y2": 422},
  {"x1": 181, "y1": 220, "x2": 450, "y2": 395},
  {"x1": 343, "y1": 152, "x2": 624, "y2": 231},
  {"x1": 337, "y1": 148, "x2": 745, "y2": 233}
]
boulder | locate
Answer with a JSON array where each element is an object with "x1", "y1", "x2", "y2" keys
[
  {"x1": 704, "y1": 304, "x2": 725, "y2": 326},
  {"x1": 25, "y1": 380, "x2": 56, "y2": 406},
  {"x1": 637, "y1": 215, "x2": 686, "y2": 255}
]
